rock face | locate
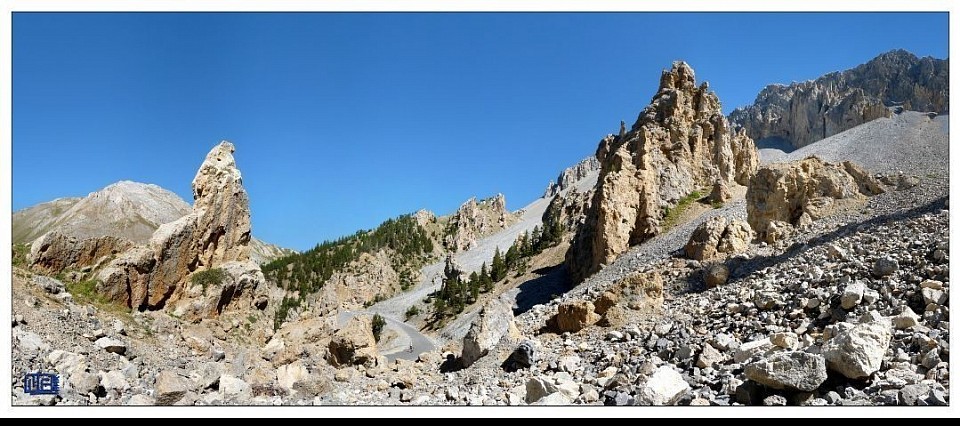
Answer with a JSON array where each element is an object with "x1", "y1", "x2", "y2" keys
[
  {"x1": 444, "y1": 194, "x2": 515, "y2": 252},
  {"x1": 746, "y1": 157, "x2": 884, "y2": 242},
  {"x1": 567, "y1": 61, "x2": 759, "y2": 283},
  {"x1": 730, "y1": 50, "x2": 948, "y2": 149},
  {"x1": 97, "y1": 142, "x2": 264, "y2": 318},
  {"x1": 544, "y1": 156, "x2": 601, "y2": 197},
  {"x1": 313, "y1": 250, "x2": 402, "y2": 314},
  {"x1": 461, "y1": 295, "x2": 516, "y2": 368},
  {"x1": 684, "y1": 216, "x2": 753, "y2": 261},
  {"x1": 327, "y1": 315, "x2": 379, "y2": 368},
  {"x1": 29, "y1": 232, "x2": 133, "y2": 274}
]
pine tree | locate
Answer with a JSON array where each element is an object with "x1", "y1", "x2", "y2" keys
[
  {"x1": 531, "y1": 225, "x2": 544, "y2": 253},
  {"x1": 480, "y1": 262, "x2": 493, "y2": 292},
  {"x1": 505, "y1": 243, "x2": 519, "y2": 269},
  {"x1": 469, "y1": 271, "x2": 480, "y2": 302},
  {"x1": 491, "y1": 247, "x2": 506, "y2": 282}
]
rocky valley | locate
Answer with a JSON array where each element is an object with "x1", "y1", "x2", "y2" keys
[{"x1": 10, "y1": 49, "x2": 950, "y2": 408}]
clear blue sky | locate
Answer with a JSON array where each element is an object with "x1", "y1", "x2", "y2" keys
[{"x1": 13, "y1": 12, "x2": 948, "y2": 251}]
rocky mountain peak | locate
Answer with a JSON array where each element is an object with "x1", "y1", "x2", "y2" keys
[
  {"x1": 729, "y1": 49, "x2": 948, "y2": 149},
  {"x1": 567, "y1": 61, "x2": 758, "y2": 283},
  {"x1": 443, "y1": 193, "x2": 516, "y2": 252}
]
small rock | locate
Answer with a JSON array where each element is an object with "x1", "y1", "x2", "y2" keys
[
  {"x1": 94, "y1": 337, "x2": 127, "y2": 355},
  {"x1": 696, "y1": 343, "x2": 725, "y2": 369},
  {"x1": 921, "y1": 287, "x2": 946, "y2": 306},
  {"x1": 605, "y1": 331, "x2": 624, "y2": 341},
  {"x1": 892, "y1": 307, "x2": 921, "y2": 329},
  {"x1": 744, "y1": 351, "x2": 828, "y2": 392},
  {"x1": 872, "y1": 258, "x2": 899, "y2": 277},
  {"x1": 840, "y1": 282, "x2": 866, "y2": 309},
  {"x1": 770, "y1": 332, "x2": 799, "y2": 350},
  {"x1": 127, "y1": 394, "x2": 155, "y2": 405},
  {"x1": 154, "y1": 371, "x2": 189, "y2": 405},
  {"x1": 533, "y1": 392, "x2": 573, "y2": 405},
  {"x1": 113, "y1": 319, "x2": 126, "y2": 336},
  {"x1": 557, "y1": 355, "x2": 581, "y2": 373},
  {"x1": 899, "y1": 383, "x2": 931, "y2": 406},
  {"x1": 733, "y1": 338, "x2": 774, "y2": 363},
  {"x1": 920, "y1": 349, "x2": 940, "y2": 369},
  {"x1": 704, "y1": 264, "x2": 729, "y2": 288},
  {"x1": 219, "y1": 375, "x2": 251, "y2": 399},
  {"x1": 763, "y1": 395, "x2": 788, "y2": 406},
  {"x1": 635, "y1": 366, "x2": 690, "y2": 405},
  {"x1": 525, "y1": 376, "x2": 558, "y2": 404}
]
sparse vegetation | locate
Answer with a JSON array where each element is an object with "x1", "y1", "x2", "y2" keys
[
  {"x1": 372, "y1": 313, "x2": 387, "y2": 342},
  {"x1": 405, "y1": 305, "x2": 420, "y2": 320},
  {"x1": 66, "y1": 279, "x2": 128, "y2": 313},
  {"x1": 663, "y1": 190, "x2": 704, "y2": 228},
  {"x1": 12, "y1": 243, "x2": 29, "y2": 267},
  {"x1": 432, "y1": 219, "x2": 564, "y2": 320},
  {"x1": 711, "y1": 200, "x2": 724, "y2": 209},
  {"x1": 190, "y1": 267, "x2": 226, "y2": 291},
  {"x1": 273, "y1": 296, "x2": 300, "y2": 331}
]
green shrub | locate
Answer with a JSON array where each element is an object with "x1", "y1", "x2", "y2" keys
[
  {"x1": 405, "y1": 305, "x2": 420, "y2": 320},
  {"x1": 191, "y1": 268, "x2": 227, "y2": 291},
  {"x1": 12, "y1": 243, "x2": 29, "y2": 267},
  {"x1": 372, "y1": 313, "x2": 387, "y2": 342},
  {"x1": 663, "y1": 190, "x2": 704, "y2": 228}
]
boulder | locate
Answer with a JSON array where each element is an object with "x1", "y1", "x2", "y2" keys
[
  {"x1": 744, "y1": 351, "x2": 828, "y2": 392},
  {"x1": 29, "y1": 231, "x2": 133, "y2": 275},
  {"x1": 686, "y1": 217, "x2": 754, "y2": 261},
  {"x1": 747, "y1": 157, "x2": 883, "y2": 241},
  {"x1": 327, "y1": 315, "x2": 379, "y2": 367},
  {"x1": 822, "y1": 314, "x2": 892, "y2": 379},
  {"x1": 567, "y1": 61, "x2": 759, "y2": 283},
  {"x1": 552, "y1": 300, "x2": 600, "y2": 333},
  {"x1": 461, "y1": 295, "x2": 515, "y2": 367},
  {"x1": 704, "y1": 263, "x2": 730, "y2": 289}
]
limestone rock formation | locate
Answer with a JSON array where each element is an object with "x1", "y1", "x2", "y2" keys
[
  {"x1": 567, "y1": 61, "x2": 759, "y2": 283},
  {"x1": 311, "y1": 250, "x2": 402, "y2": 315},
  {"x1": 443, "y1": 194, "x2": 515, "y2": 252},
  {"x1": 327, "y1": 315, "x2": 380, "y2": 368},
  {"x1": 730, "y1": 49, "x2": 948, "y2": 149},
  {"x1": 746, "y1": 156, "x2": 884, "y2": 242},
  {"x1": 29, "y1": 231, "x2": 133, "y2": 275},
  {"x1": 461, "y1": 294, "x2": 516, "y2": 368},
  {"x1": 543, "y1": 156, "x2": 601, "y2": 197},
  {"x1": 684, "y1": 216, "x2": 753, "y2": 261},
  {"x1": 97, "y1": 141, "x2": 264, "y2": 318}
]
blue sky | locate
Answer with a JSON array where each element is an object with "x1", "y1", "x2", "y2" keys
[{"x1": 13, "y1": 12, "x2": 948, "y2": 251}]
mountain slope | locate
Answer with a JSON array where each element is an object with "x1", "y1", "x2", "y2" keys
[
  {"x1": 12, "y1": 180, "x2": 292, "y2": 265},
  {"x1": 730, "y1": 49, "x2": 948, "y2": 149}
]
